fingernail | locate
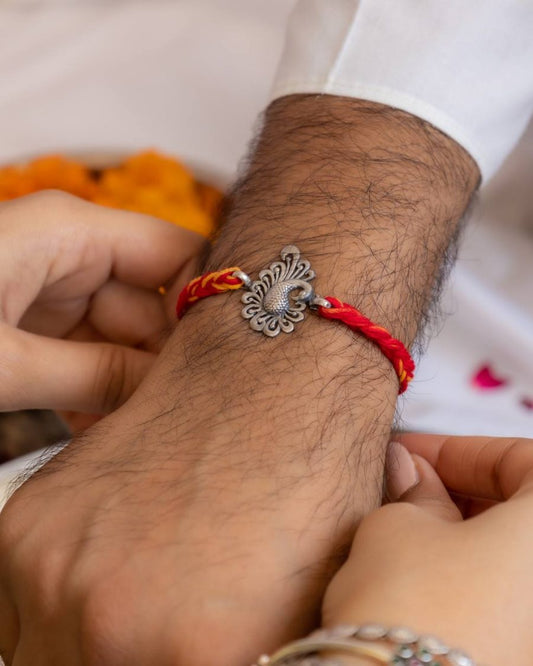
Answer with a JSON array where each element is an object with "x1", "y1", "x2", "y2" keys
[{"x1": 386, "y1": 441, "x2": 419, "y2": 501}]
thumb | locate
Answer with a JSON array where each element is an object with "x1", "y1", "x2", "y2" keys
[
  {"x1": 0, "y1": 324, "x2": 154, "y2": 413},
  {"x1": 386, "y1": 442, "x2": 462, "y2": 522}
]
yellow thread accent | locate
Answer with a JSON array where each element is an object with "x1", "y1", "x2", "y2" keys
[{"x1": 218, "y1": 282, "x2": 243, "y2": 292}]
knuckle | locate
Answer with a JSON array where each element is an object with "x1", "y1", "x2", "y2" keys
[
  {"x1": 0, "y1": 189, "x2": 79, "y2": 231},
  {"x1": 26, "y1": 190, "x2": 87, "y2": 232},
  {"x1": 428, "y1": 496, "x2": 460, "y2": 521},
  {"x1": 366, "y1": 500, "x2": 419, "y2": 527},
  {"x1": 29, "y1": 188, "x2": 79, "y2": 211},
  {"x1": 495, "y1": 437, "x2": 531, "y2": 497}
]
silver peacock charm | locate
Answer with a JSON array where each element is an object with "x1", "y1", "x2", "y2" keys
[{"x1": 233, "y1": 245, "x2": 330, "y2": 337}]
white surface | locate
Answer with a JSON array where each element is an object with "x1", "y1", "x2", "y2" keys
[
  {"x1": 0, "y1": 0, "x2": 531, "y2": 494},
  {"x1": 400, "y1": 121, "x2": 533, "y2": 436},
  {"x1": 0, "y1": 0, "x2": 294, "y2": 176}
]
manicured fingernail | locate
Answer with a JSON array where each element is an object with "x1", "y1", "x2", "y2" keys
[{"x1": 386, "y1": 441, "x2": 419, "y2": 500}]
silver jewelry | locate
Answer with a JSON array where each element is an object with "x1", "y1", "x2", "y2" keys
[
  {"x1": 253, "y1": 624, "x2": 484, "y2": 666},
  {"x1": 235, "y1": 245, "x2": 331, "y2": 338},
  {"x1": 268, "y1": 656, "x2": 342, "y2": 666}
]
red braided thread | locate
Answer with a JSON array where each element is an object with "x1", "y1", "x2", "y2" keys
[
  {"x1": 317, "y1": 296, "x2": 414, "y2": 393},
  {"x1": 176, "y1": 272, "x2": 415, "y2": 393},
  {"x1": 176, "y1": 267, "x2": 243, "y2": 318}
]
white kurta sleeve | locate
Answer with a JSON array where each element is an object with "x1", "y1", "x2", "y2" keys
[{"x1": 271, "y1": 0, "x2": 533, "y2": 182}]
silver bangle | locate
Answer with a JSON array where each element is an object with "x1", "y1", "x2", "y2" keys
[{"x1": 253, "y1": 624, "x2": 485, "y2": 666}]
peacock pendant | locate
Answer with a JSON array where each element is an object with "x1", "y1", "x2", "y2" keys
[{"x1": 239, "y1": 246, "x2": 316, "y2": 337}]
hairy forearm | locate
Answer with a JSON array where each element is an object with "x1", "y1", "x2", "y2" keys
[
  {"x1": 118, "y1": 92, "x2": 481, "y2": 559},
  {"x1": 155, "y1": 96, "x2": 479, "y2": 526}
]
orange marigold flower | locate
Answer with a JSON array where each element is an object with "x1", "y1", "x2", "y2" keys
[
  {"x1": 0, "y1": 150, "x2": 222, "y2": 238},
  {"x1": 0, "y1": 156, "x2": 97, "y2": 201}
]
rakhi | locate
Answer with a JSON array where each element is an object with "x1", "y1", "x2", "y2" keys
[{"x1": 176, "y1": 245, "x2": 415, "y2": 393}]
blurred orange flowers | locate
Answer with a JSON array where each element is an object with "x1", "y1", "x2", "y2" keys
[{"x1": 0, "y1": 150, "x2": 223, "y2": 237}]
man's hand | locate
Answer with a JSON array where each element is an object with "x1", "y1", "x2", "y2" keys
[
  {"x1": 0, "y1": 191, "x2": 204, "y2": 413},
  {"x1": 0, "y1": 96, "x2": 479, "y2": 665}
]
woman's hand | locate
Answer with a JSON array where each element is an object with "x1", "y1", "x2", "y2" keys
[
  {"x1": 0, "y1": 190, "x2": 205, "y2": 413},
  {"x1": 323, "y1": 434, "x2": 533, "y2": 666}
]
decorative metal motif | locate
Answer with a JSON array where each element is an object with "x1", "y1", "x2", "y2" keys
[{"x1": 238, "y1": 245, "x2": 317, "y2": 337}]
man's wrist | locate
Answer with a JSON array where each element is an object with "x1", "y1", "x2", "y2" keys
[
  {"x1": 157, "y1": 94, "x2": 479, "y2": 512},
  {"x1": 205, "y1": 94, "x2": 479, "y2": 346}
]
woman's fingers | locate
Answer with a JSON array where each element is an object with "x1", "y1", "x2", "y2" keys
[
  {"x1": 397, "y1": 433, "x2": 533, "y2": 501},
  {"x1": 87, "y1": 281, "x2": 170, "y2": 352},
  {"x1": 0, "y1": 192, "x2": 201, "y2": 414},
  {"x1": 0, "y1": 323, "x2": 154, "y2": 413},
  {"x1": 449, "y1": 493, "x2": 498, "y2": 519},
  {"x1": 386, "y1": 443, "x2": 462, "y2": 522},
  {"x1": 402, "y1": 455, "x2": 463, "y2": 521},
  {"x1": 95, "y1": 201, "x2": 207, "y2": 289},
  {"x1": 20, "y1": 281, "x2": 170, "y2": 349},
  {"x1": 385, "y1": 441, "x2": 420, "y2": 500},
  {"x1": 0, "y1": 191, "x2": 206, "y2": 327}
]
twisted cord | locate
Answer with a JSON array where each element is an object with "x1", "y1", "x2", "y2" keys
[
  {"x1": 318, "y1": 296, "x2": 414, "y2": 393},
  {"x1": 176, "y1": 272, "x2": 415, "y2": 393},
  {"x1": 176, "y1": 268, "x2": 243, "y2": 318}
]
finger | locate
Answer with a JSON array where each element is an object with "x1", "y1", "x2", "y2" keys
[
  {"x1": 88, "y1": 280, "x2": 170, "y2": 352},
  {"x1": 101, "y1": 207, "x2": 207, "y2": 289},
  {"x1": 0, "y1": 192, "x2": 206, "y2": 325},
  {"x1": 65, "y1": 320, "x2": 106, "y2": 343},
  {"x1": 1, "y1": 324, "x2": 154, "y2": 413},
  {"x1": 385, "y1": 441, "x2": 420, "y2": 501},
  {"x1": 398, "y1": 454, "x2": 463, "y2": 522},
  {"x1": 449, "y1": 492, "x2": 498, "y2": 519},
  {"x1": 396, "y1": 433, "x2": 533, "y2": 501}
]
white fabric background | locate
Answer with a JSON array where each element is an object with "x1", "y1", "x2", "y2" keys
[
  {"x1": 399, "y1": 123, "x2": 533, "y2": 437},
  {"x1": 0, "y1": 0, "x2": 293, "y2": 175},
  {"x1": 0, "y1": 0, "x2": 531, "y2": 505}
]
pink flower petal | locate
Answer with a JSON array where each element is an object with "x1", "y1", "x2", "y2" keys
[{"x1": 471, "y1": 364, "x2": 509, "y2": 390}]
